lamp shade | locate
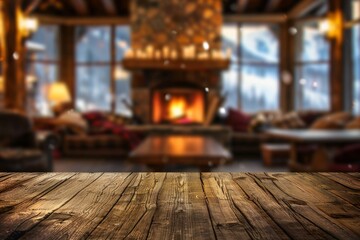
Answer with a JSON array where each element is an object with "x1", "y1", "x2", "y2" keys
[
  {"x1": 48, "y1": 82, "x2": 71, "y2": 104},
  {"x1": 0, "y1": 76, "x2": 4, "y2": 93}
]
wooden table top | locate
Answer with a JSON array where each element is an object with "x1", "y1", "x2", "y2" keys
[
  {"x1": 129, "y1": 136, "x2": 232, "y2": 165},
  {"x1": 266, "y1": 129, "x2": 360, "y2": 143},
  {"x1": 0, "y1": 172, "x2": 359, "y2": 239}
]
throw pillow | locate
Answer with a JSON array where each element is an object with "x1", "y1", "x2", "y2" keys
[
  {"x1": 345, "y1": 117, "x2": 360, "y2": 129},
  {"x1": 310, "y1": 112, "x2": 352, "y2": 130},
  {"x1": 226, "y1": 108, "x2": 252, "y2": 132}
]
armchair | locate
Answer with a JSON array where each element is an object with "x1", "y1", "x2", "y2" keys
[{"x1": 0, "y1": 111, "x2": 57, "y2": 172}]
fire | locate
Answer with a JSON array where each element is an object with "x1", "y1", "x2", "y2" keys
[
  {"x1": 152, "y1": 90, "x2": 205, "y2": 124},
  {"x1": 168, "y1": 97, "x2": 186, "y2": 119}
]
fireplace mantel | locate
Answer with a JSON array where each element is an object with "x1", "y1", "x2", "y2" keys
[{"x1": 122, "y1": 59, "x2": 230, "y2": 71}]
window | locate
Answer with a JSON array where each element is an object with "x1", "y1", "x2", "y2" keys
[
  {"x1": 351, "y1": 0, "x2": 360, "y2": 115},
  {"x1": 75, "y1": 25, "x2": 131, "y2": 115},
  {"x1": 75, "y1": 26, "x2": 111, "y2": 112},
  {"x1": 114, "y1": 26, "x2": 131, "y2": 116},
  {"x1": 221, "y1": 24, "x2": 280, "y2": 112},
  {"x1": 26, "y1": 25, "x2": 59, "y2": 116},
  {"x1": 0, "y1": 6, "x2": 3, "y2": 108},
  {"x1": 294, "y1": 20, "x2": 330, "y2": 110}
]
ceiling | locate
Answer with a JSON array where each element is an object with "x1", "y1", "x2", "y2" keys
[{"x1": 23, "y1": 0, "x2": 328, "y2": 18}]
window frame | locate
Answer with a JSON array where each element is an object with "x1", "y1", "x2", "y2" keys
[
  {"x1": 74, "y1": 24, "x2": 131, "y2": 114},
  {"x1": 344, "y1": 0, "x2": 360, "y2": 115},
  {"x1": 293, "y1": 19, "x2": 331, "y2": 111},
  {"x1": 221, "y1": 22, "x2": 281, "y2": 113},
  {"x1": 25, "y1": 24, "x2": 60, "y2": 116}
]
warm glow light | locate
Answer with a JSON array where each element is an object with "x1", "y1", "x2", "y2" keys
[
  {"x1": 169, "y1": 97, "x2": 186, "y2": 119},
  {"x1": 202, "y1": 41, "x2": 210, "y2": 50},
  {"x1": 319, "y1": 11, "x2": 343, "y2": 41},
  {"x1": 48, "y1": 82, "x2": 71, "y2": 105},
  {"x1": 152, "y1": 91, "x2": 204, "y2": 124},
  {"x1": 319, "y1": 20, "x2": 330, "y2": 34},
  {"x1": 0, "y1": 76, "x2": 4, "y2": 93},
  {"x1": 22, "y1": 17, "x2": 38, "y2": 35}
]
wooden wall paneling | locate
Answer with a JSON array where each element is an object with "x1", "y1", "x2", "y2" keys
[
  {"x1": 3, "y1": 0, "x2": 26, "y2": 111},
  {"x1": 60, "y1": 25, "x2": 75, "y2": 108},
  {"x1": 110, "y1": 25, "x2": 116, "y2": 113},
  {"x1": 328, "y1": 0, "x2": 344, "y2": 112},
  {"x1": 279, "y1": 21, "x2": 294, "y2": 112}
]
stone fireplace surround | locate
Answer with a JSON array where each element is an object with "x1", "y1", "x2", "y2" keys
[{"x1": 127, "y1": 0, "x2": 225, "y2": 124}]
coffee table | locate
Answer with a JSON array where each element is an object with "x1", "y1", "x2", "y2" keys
[
  {"x1": 129, "y1": 135, "x2": 232, "y2": 171},
  {"x1": 266, "y1": 129, "x2": 360, "y2": 171}
]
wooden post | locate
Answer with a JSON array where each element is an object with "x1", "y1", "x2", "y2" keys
[
  {"x1": 2, "y1": 0, "x2": 26, "y2": 111},
  {"x1": 279, "y1": 21, "x2": 295, "y2": 112},
  {"x1": 59, "y1": 25, "x2": 75, "y2": 108},
  {"x1": 329, "y1": 0, "x2": 344, "y2": 112}
]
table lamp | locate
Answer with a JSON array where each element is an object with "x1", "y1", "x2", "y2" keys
[
  {"x1": 48, "y1": 82, "x2": 71, "y2": 116},
  {"x1": 0, "y1": 76, "x2": 4, "y2": 93}
]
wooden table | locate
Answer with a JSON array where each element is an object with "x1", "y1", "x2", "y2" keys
[
  {"x1": 0, "y1": 172, "x2": 359, "y2": 239},
  {"x1": 266, "y1": 129, "x2": 360, "y2": 171},
  {"x1": 129, "y1": 136, "x2": 232, "y2": 171}
]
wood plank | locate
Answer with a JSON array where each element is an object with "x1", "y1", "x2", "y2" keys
[
  {"x1": 0, "y1": 173, "x2": 100, "y2": 239},
  {"x1": 21, "y1": 173, "x2": 133, "y2": 239},
  {"x1": 261, "y1": 173, "x2": 359, "y2": 239},
  {"x1": 148, "y1": 173, "x2": 216, "y2": 240},
  {"x1": 0, "y1": 173, "x2": 358, "y2": 239},
  {"x1": 251, "y1": 173, "x2": 339, "y2": 239},
  {"x1": 320, "y1": 173, "x2": 360, "y2": 190},
  {"x1": 87, "y1": 173, "x2": 165, "y2": 239},
  {"x1": 231, "y1": 173, "x2": 319, "y2": 240},
  {"x1": 200, "y1": 173, "x2": 253, "y2": 239},
  {"x1": 204, "y1": 173, "x2": 289, "y2": 239},
  {"x1": 0, "y1": 173, "x2": 38, "y2": 192}
]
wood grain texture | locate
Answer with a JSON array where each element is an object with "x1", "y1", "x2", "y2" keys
[{"x1": 0, "y1": 173, "x2": 359, "y2": 239}]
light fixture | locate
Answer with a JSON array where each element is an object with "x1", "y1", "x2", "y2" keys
[
  {"x1": 20, "y1": 16, "x2": 38, "y2": 37},
  {"x1": 318, "y1": 11, "x2": 343, "y2": 41},
  {"x1": 0, "y1": 76, "x2": 4, "y2": 93},
  {"x1": 48, "y1": 82, "x2": 71, "y2": 106}
]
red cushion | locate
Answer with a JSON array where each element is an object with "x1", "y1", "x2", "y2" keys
[{"x1": 226, "y1": 108, "x2": 251, "y2": 132}]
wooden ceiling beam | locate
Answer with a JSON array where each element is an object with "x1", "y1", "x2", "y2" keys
[
  {"x1": 246, "y1": 0, "x2": 265, "y2": 13},
  {"x1": 288, "y1": 0, "x2": 325, "y2": 19},
  {"x1": 65, "y1": 0, "x2": 89, "y2": 16},
  {"x1": 101, "y1": 0, "x2": 117, "y2": 16},
  {"x1": 237, "y1": 0, "x2": 249, "y2": 13},
  {"x1": 265, "y1": 0, "x2": 282, "y2": 12},
  {"x1": 23, "y1": 0, "x2": 43, "y2": 14}
]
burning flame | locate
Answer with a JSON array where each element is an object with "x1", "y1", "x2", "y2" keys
[{"x1": 168, "y1": 97, "x2": 186, "y2": 119}]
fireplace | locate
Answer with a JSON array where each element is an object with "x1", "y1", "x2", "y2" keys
[
  {"x1": 122, "y1": 0, "x2": 229, "y2": 124},
  {"x1": 152, "y1": 87, "x2": 205, "y2": 124}
]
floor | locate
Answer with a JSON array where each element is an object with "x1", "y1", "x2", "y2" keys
[{"x1": 53, "y1": 157, "x2": 288, "y2": 172}]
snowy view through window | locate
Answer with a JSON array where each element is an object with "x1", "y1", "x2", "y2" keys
[
  {"x1": 75, "y1": 26, "x2": 112, "y2": 112},
  {"x1": 352, "y1": 0, "x2": 360, "y2": 115},
  {"x1": 75, "y1": 26, "x2": 131, "y2": 115},
  {"x1": 26, "y1": 25, "x2": 59, "y2": 116},
  {"x1": 295, "y1": 21, "x2": 330, "y2": 110},
  {"x1": 222, "y1": 24, "x2": 279, "y2": 112}
]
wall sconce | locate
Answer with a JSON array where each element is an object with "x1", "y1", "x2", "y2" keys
[
  {"x1": 319, "y1": 11, "x2": 343, "y2": 42},
  {"x1": 20, "y1": 16, "x2": 38, "y2": 37}
]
